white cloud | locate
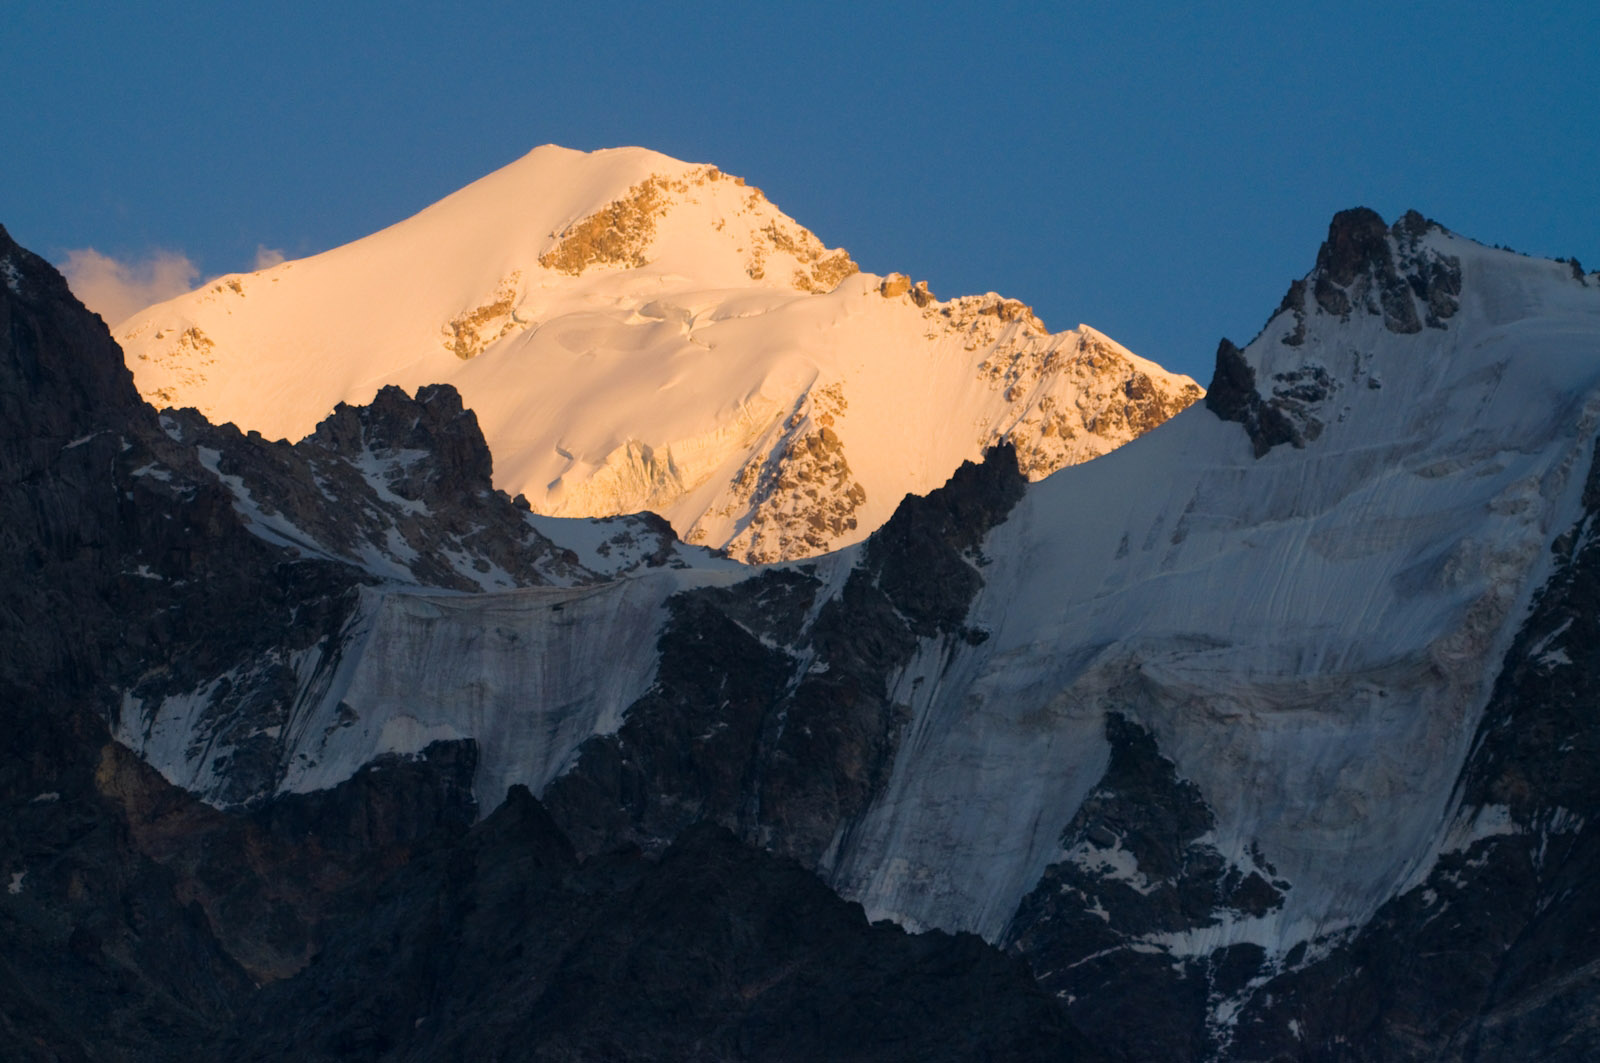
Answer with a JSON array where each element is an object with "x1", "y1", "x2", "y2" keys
[
  {"x1": 60, "y1": 247, "x2": 199, "y2": 327},
  {"x1": 252, "y1": 245, "x2": 286, "y2": 270}
]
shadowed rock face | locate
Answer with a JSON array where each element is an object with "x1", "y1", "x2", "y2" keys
[
  {"x1": 1005, "y1": 714, "x2": 1285, "y2": 1061},
  {"x1": 1315, "y1": 206, "x2": 1392, "y2": 292},
  {"x1": 312, "y1": 383, "x2": 496, "y2": 497},
  {"x1": 158, "y1": 381, "x2": 591, "y2": 595},
  {"x1": 1204, "y1": 337, "x2": 1304, "y2": 457},
  {"x1": 0, "y1": 220, "x2": 364, "y2": 1058},
  {"x1": 226, "y1": 795, "x2": 1101, "y2": 1063},
  {"x1": 542, "y1": 443, "x2": 1028, "y2": 866},
  {"x1": 0, "y1": 224, "x2": 368, "y2": 794}
]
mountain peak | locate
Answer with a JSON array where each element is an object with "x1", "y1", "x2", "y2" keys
[
  {"x1": 1299, "y1": 205, "x2": 1463, "y2": 334},
  {"x1": 115, "y1": 146, "x2": 1201, "y2": 562},
  {"x1": 1206, "y1": 206, "x2": 1599, "y2": 460},
  {"x1": 1314, "y1": 206, "x2": 1391, "y2": 288}
]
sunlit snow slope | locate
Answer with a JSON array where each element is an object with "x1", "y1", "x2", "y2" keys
[{"x1": 117, "y1": 145, "x2": 1200, "y2": 561}]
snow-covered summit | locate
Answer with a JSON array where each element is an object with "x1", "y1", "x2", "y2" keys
[{"x1": 116, "y1": 144, "x2": 1201, "y2": 561}]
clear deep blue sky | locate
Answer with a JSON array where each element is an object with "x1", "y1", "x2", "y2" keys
[{"x1": 4, "y1": 1, "x2": 1596, "y2": 383}]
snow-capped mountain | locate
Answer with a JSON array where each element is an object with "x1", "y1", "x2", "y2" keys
[
  {"x1": 9, "y1": 199, "x2": 1600, "y2": 1062},
  {"x1": 107, "y1": 207, "x2": 1600, "y2": 1058},
  {"x1": 116, "y1": 145, "x2": 1201, "y2": 561}
]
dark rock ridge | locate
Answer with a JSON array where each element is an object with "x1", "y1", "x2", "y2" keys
[
  {"x1": 158, "y1": 386, "x2": 584, "y2": 593},
  {"x1": 159, "y1": 380, "x2": 699, "y2": 593},
  {"x1": 0, "y1": 224, "x2": 1104, "y2": 1060},
  {"x1": 108, "y1": 380, "x2": 602, "y2": 807},
  {"x1": 1006, "y1": 714, "x2": 1287, "y2": 1061},
  {"x1": 542, "y1": 443, "x2": 1027, "y2": 865}
]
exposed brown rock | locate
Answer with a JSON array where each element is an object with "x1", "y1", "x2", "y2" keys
[
  {"x1": 440, "y1": 271, "x2": 526, "y2": 359},
  {"x1": 879, "y1": 272, "x2": 912, "y2": 298},
  {"x1": 538, "y1": 175, "x2": 671, "y2": 274},
  {"x1": 720, "y1": 383, "x2": 867, "y2": 562}
]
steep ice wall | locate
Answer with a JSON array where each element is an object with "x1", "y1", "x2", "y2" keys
[
  {"x1": 116, "y1": 567, "x2": 742, "y2": 810},
  {"x1": 276, "y1": 572, "x2": 742, "y2": 808}
]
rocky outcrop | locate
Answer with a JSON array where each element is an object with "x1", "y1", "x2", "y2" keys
[
  {"x1": 980, "y1": 325, "x2": 1203, "y2": 475},
  {"x1": 1204, "y1": 337, "x2": 1308, "y2": 456},
  {"x1": 440, "y1": 272, "x2": 527, "y2": 359},
  {"x1": 1210, "y1": 207, "x2": 1462, "y2": 456},
  {"x1": 539, "y1": 165, "x2": 860, "y2": 293},
  {"x1": 1301, "y1": 207, "x2": 1461, "y2": 335},
  {"x1": 161, "y1": 382, "x2": 595, "y2": 591},
  {"x1": 716, "y1": 384, "x2": 869, "y2": 563},
  {"x1": 1006, "y1": 715, "x2": 1287, "y2": 1061},
  {"x1": 544, "y1": 444, "x2": 1028, "y2": 865},
  {"x1": 539, "y1": 173, "x2": 674, "y2": 274},
  {"x1": 861, "y1": 440, "x2": 1026, "y2": 636}
]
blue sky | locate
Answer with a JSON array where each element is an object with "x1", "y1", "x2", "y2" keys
[{"x1": 3, "y1": 1, "x2": 1596, "y2": 382}]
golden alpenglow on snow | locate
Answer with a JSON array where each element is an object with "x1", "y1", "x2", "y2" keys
[{"x1": 118, "y1": 145, "x2": 1202, "y2": 561}]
